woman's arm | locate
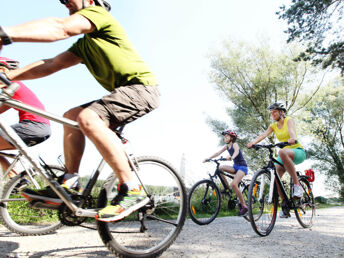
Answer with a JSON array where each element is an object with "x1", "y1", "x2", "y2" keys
[
  {"x1": 247, "y1": 126, "x2": 274, "y2": 148},
  {"x1": 203, "y1": 145, "x2": 227, "y2": 162},
  {"x1": 287, "y1": 118, "x2": 297, "y2": 144},
  {"x1": 230, "y1": 143, "x2": 240, "y2": 160}
]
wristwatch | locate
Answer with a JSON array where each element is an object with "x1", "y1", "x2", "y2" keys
[{"x1": 0, "y1": 26, "x2": 13, "y2": 45}]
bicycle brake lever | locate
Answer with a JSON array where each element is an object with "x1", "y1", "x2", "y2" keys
[{"x1": 2, "y1": 82, "x2": 20, "y2": 97}]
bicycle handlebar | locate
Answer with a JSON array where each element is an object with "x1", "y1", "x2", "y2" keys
[
  {"x1": 205, "y1": 157, "x2": 227, "y2": 164},
  {"x1": 252, "y1": 141, "x2": 298, "y2": 151}
]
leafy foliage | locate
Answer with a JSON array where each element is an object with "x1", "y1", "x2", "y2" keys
[
  {"x1": 278, "y1": 0, "x2": 344, "y2": 73},
  {"x1": 302, "y1": 81, "x2": 344, "y2": 199}
]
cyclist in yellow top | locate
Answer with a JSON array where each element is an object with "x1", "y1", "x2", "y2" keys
[{"x1": 247, "y1": 102, "x2": 306, "y2": 218}]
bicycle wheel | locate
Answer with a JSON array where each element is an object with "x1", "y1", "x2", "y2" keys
[
  {"x1": 97, "y1": 156, "x2": 187, "y2": 258},
  {"x1": 294, "y1": 177, "x2": 315, "y2": 228},
  {"x1": 188, "y1": 179, "x2": 221, "y2": 225},
  {"x1": 0, "y1": 165, "x2": 64, "y2": 235},
  {"x1": 248, "y1": 169, "x2": 278, "y2": 236}
]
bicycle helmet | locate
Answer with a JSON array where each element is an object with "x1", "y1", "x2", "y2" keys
[
  {"x1": 94, "y1": 0, "x2": 111, "y2": 11},
  {"x1": 59, "y1": 0, "x2": 111, "y2": 11},
  {"x1": 267, "y1": 102, "x2": 286, "y2": 112},
  {"x1": 221, "y1": 130, "x2": 238, "y2": 139},
  {"x1": 0, "y1": 57, "x2": 19, "y2": 70}
]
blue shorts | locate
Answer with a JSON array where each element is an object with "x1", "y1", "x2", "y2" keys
[{"x1": 233, "y1": 164, "x2": 248, "y2": 175}]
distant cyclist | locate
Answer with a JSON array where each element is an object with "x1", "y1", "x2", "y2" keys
[
  {"x1": 203, "y1": 130, "x2": 249, "y2": 216},
  {"x1": 247, "y1": 102, "x2": 306, "y2": 218},
  {"x1": 0, "y1": 57, "x2": 51, "y2": 177}
]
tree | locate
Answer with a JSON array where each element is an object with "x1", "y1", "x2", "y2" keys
[
  {"x1": 302, "y1": 81, "x2": 344, "y2": 199},
  {"x1": 207, "y1": 38, "x2": 324, "y2": 171},
  {"x1": 278, "y1": 0, "x2": 344, "y2": 73}
]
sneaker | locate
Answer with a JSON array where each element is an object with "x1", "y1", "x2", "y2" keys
[
  {"x1": 21, "y1": 187, "x2": 63, "y2": 206},
  {"x1": 21, "y1": 173, "x2": 81, "y2": 205},
  {"x1": 238, "y1": 206, "x2": 248, "y2": 216},
  {"x1": 279, "y1": 210, "x2": 289, "y2": 219},
  {"x1": 280, "y1": 199, "x2": 290, "y2": 218},
  {"x1": 293, "y1": 184, "x2": 303, "y2": 198},
  {"x1": 61, "y1": 173, "x2": 82, "y2": 193},
  {"x1": 95, "y1": 183, "x2": 149, "y2": 222}
]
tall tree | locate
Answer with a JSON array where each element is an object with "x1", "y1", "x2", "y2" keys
[
  {"x1": 278, "y1": 0, "x2": 344, "y2": 73},
  {"x1": 302, "y1": 81, "x2": 344, "y2": 199},
  {"x1": 207, "y1": 38, "x2": 324, "y2": 170}
]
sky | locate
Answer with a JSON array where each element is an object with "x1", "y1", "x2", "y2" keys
[{"x1": 0, "y1": 0, "x2": 335, "y2": 196}]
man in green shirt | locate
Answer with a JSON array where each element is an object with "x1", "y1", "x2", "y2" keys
[{"x1": 0, "y1": 0, "x2": 159, "y2": 222}]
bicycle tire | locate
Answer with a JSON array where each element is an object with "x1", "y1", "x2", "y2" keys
[
  {"x1": 97, "y1": 155, "x2": 187, "y2": 258},
  {"x1": 0, "y1": 165, "x2": 64, "y2": 236},
  {"x1": 248, "y1": 169, "x2": 278, "y2": 237},
  {"x1": 294, "y1": 177, "x2": 315, "y2": 228},
  {"x1": 188, "y1": 179, "x2": 221, "y2": 225}
]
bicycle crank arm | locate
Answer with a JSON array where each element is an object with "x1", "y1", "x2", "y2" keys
[{"x1": 75, "y1": 208, "x2": 98, "y2": 218}]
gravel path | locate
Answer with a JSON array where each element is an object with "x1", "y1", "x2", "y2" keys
[{"x1": 0, "y1": 206, "x2": 343, "y2": 257}]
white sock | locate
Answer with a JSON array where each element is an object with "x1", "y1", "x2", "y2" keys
[
  {"x1": 125, "y1": 180, "x2": 139, "y2": 191},
  {"x1": 63, "y1": 173, "x2": 79, "y2": 188}
]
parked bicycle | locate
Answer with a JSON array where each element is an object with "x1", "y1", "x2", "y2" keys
[
  {"x1": 0, "y1": 74, "x2": 187, "y2": 257},
  {"x1": 188, "y1": 157, "x2": 250, "y2": 225},
  {"x1": 247, "y1": 142, "x2": 315, "y2": 237}
]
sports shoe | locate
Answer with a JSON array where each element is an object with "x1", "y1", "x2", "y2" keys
[
  {"x1": 280, "y1": 199, "x2": 290, "y2": 218},
  {"x1": 21, "y1": 173, "x2": 81, "y2": 205},
  {"x1": 61, "y1": 173, "x2": 82, "y2": 193},
  {"x1": 279, "y1": 210, "x2": 289, "y2": 219},
  {"x1": 293, "y1": 184, "x2": 303, "y2": 198},
  {"x1": 21, "y1": 187, "x2": 63, "y2": 206},
  {"x1": 238, "y1": 206, "x2": 248, "y2": 216},
  {"x1": 95, "y1": 183, "x2": 149, "y2": 222}
]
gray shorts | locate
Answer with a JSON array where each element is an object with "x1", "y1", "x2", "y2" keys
[
  {"x1": 0, "y1": 120, "x2": 51, "y2": 147},
  {"x1": 81, "y1": 84, "x2": 160, "y2": 129}
]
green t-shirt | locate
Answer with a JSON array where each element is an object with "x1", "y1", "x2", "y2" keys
[{"x1": 68, "y1": 6, "x2": 157, "y2": 92}]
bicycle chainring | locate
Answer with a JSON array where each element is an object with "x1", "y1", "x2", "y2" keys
[{"x1": 58, "y1": 196, "x2": 95, "y2": 226}]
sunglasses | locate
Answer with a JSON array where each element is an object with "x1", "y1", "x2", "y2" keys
[{"x1": 59, "y1": 0, "x2": 69, "y2": 4}]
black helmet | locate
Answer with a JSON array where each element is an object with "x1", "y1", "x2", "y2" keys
[
  {"x1": 268, "y1": 102, "x2": 286, "y2": 112},
  {"x1": 59, "y1": 0, "x2": 111, "y2": 11},
  {"x1": 94, "y1": 0, "x2": 111, "y2": 11}
]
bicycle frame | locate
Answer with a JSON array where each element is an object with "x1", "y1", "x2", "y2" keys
[
  {"x1": 256, "y1": 144, "x2": 296, "y2": 204},
  {"x1": 0, "y1": 151, "x2": 41, "y2": 189},
  {"x1": 207, "y1": 159, "x2": 248, "y2": 194},
  {"x1": 0, "y1": 75, "x2": 121, "y2": 218}
]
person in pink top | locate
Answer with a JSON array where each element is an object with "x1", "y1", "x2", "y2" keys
[{"x1": 0, "y1": 57, "x2": 51, "y2": 176}]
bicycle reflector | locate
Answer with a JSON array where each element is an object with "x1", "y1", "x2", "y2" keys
[{"x1": 305, "y1": 169, "x2": 315, "y2": 182}]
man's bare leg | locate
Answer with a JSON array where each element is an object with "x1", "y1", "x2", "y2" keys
[
  {"x1": 63, "y1": 107, "x2": 86, "y2": 174},
  {"x1": 77, "y1": 108, "x2": 132, "y2": 183}
]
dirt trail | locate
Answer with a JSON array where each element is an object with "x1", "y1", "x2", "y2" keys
[{"x1": 1, "y1": 206, "x2": 343, "y2": 257}]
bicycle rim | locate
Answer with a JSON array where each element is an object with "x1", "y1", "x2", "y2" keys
[
  {"x1": 97, "y1": 156, "x2": 187, "y2": 258},
  {"x1": 248, "y1": 169, "x2": 277, "y2": 236},
  {"x1": 0, "y1": 166, "x2": 64, "y2": 235},
  {"x1": 188, "y1": 179, "x2": 221, "y2": 225},
  {"x1": 294, "y1": 177, "x2": 315, "y2": 228}
]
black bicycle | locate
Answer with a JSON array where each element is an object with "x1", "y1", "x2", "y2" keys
[
  {"x1": 188, "y1": 157, "x2": 250, "y2": 225},
  {"x1": 247, "y1": 142, "x2": 315, "y2": 236}
]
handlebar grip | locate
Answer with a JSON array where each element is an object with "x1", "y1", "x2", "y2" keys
[{"x1": 2, "y1": 82, "x2": 20, "y2": 97}]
